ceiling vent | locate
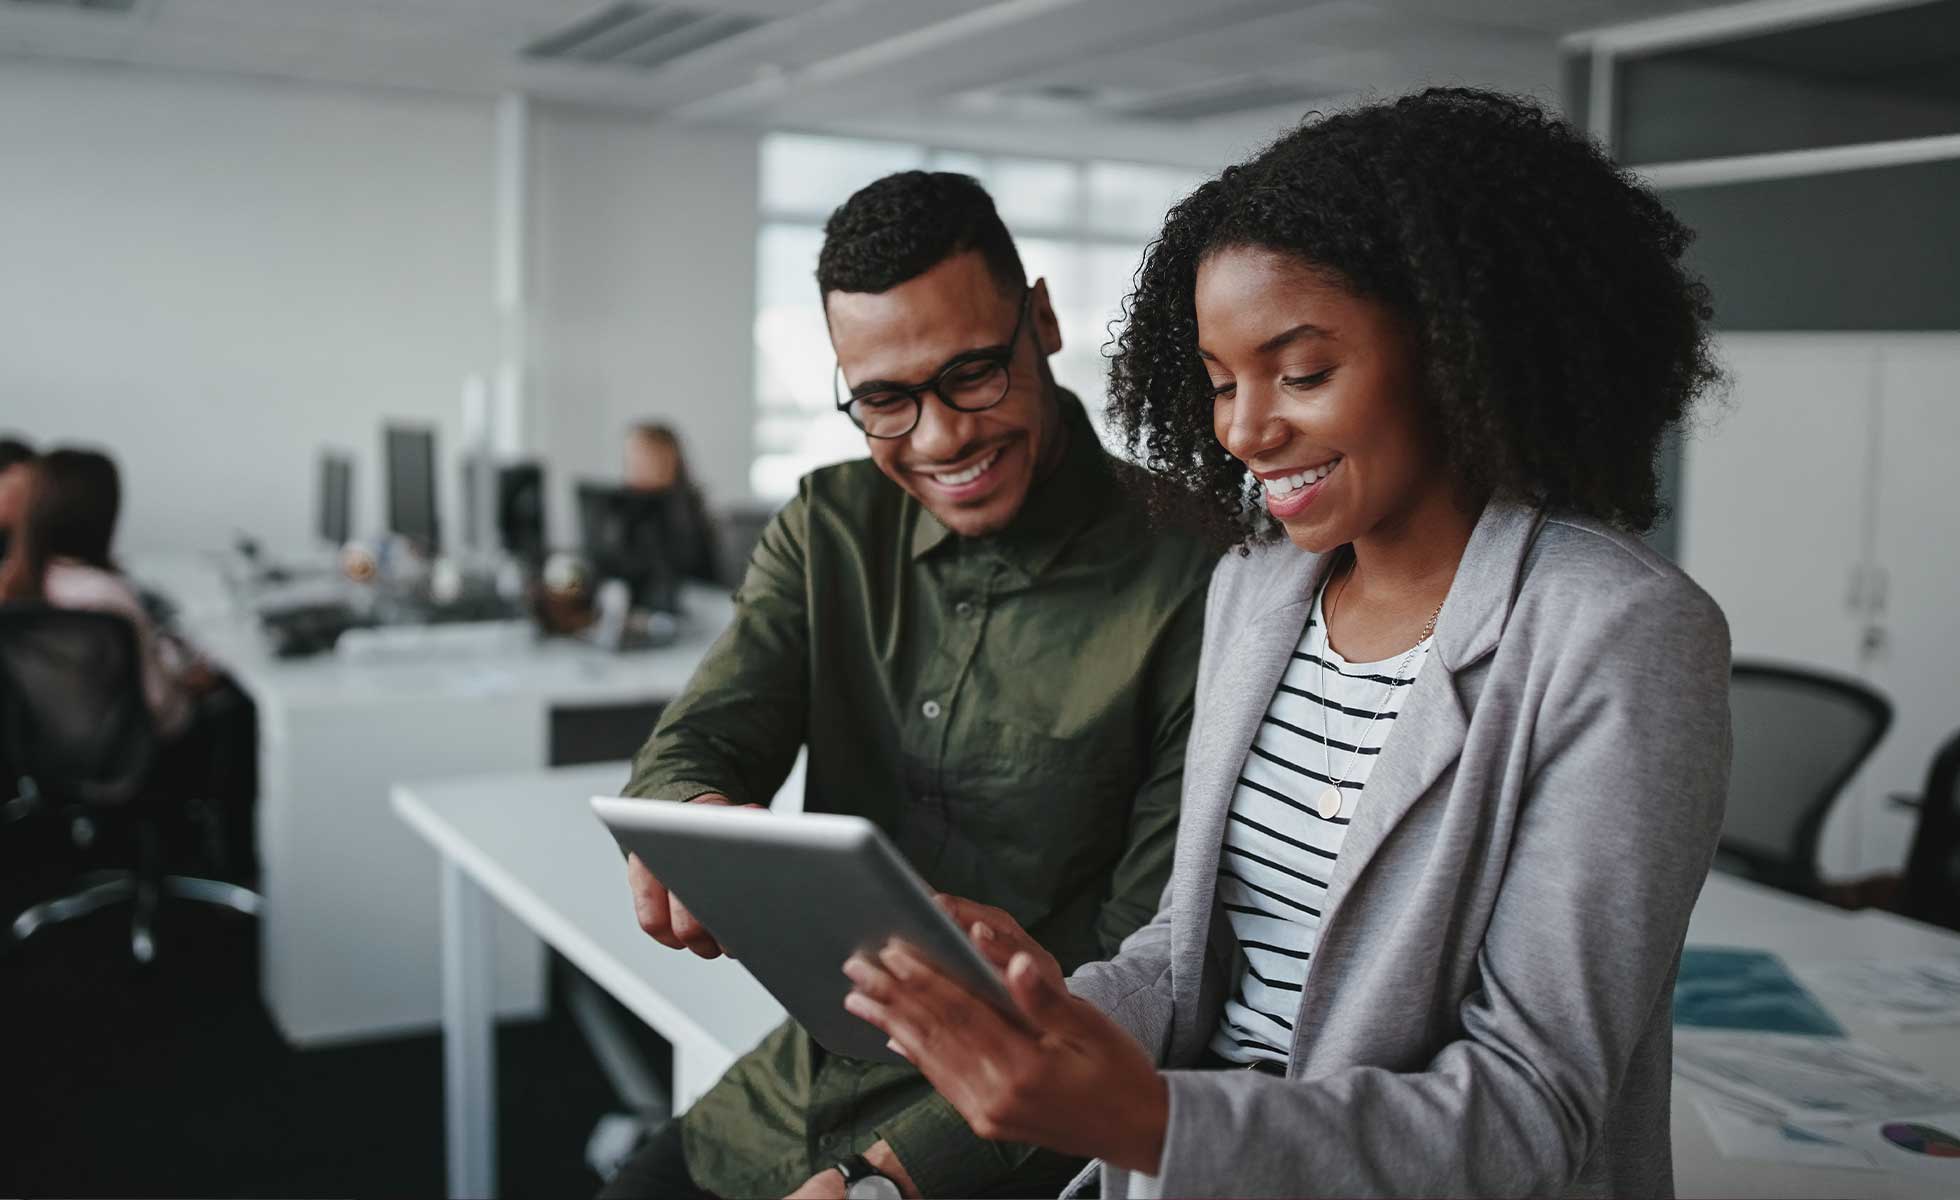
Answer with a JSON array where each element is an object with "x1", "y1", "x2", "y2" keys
[
  {"x1": 1120, "y1": 77, "x2": 1335, "y2": 122},
  {"x1": 522, "y1": 2, "x2": 769, "y2": 71},
  {"x1": 2, "y1": 0, "x2": 139, "y2": 12}
]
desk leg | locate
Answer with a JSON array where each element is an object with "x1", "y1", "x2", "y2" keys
[{"x1": 442, "y1": 860, "x2": 498, "y2": 1199}]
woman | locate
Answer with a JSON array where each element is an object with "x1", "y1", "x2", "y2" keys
[
  {"x1": 1, "y1": 448, "x2": 258, "y2": 879},
  {"x1": 624, "y1": 422, "x2": 721, "y2": 585},
  {"x1": 0, "y1": 449, "x2": 197, "y2": 738},
  {"x1": 842, "y1": 89, "x2": 1729, "y2": 1198}
]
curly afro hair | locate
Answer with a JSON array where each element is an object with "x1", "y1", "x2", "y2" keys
[
  {"x1": 1107, "y1": 87, "x2": 1720, "y2": 547},
  {"x1": 817, "y1": 170, "x2": 1025, "y2": 302}
]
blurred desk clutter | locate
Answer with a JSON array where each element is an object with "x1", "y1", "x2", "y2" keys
[
  {"x1": 204, "y1": 419, "x2": 772, "y2": 663},
  {"x1": 1674, "y1": 873, "x2": 1960, "y2": 1198}
]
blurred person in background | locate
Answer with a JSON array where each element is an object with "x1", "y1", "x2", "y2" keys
[
  {"x1": 623, "y1": 422, "x2": 720, "y2": 585},
  {"x1": 0, "y1": 436, "x2": 33, "y2": 561},
  {"x1": 0, "y1": 448, "x2": 259, "y2": 882}
]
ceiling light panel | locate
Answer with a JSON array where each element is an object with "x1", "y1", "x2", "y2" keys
[{"x1": 522, "y1": 1, "x2": 769, "y2": 70}]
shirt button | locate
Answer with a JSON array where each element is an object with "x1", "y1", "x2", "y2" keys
[
  {"x1": 954, "y1": 600, "x2": 976, "y2": 619},
  {"x1": 921, "y1": 700, "x2": 943, "y2": 720}
]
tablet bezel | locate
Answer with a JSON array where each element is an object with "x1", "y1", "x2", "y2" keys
[{"x1": 590, "y1": 795, "x2": 1026, "y2": 1064}]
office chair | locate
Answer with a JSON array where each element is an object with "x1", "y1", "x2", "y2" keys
[
  {"x1": 0, "y1": 605, "x2": 260, "y2": 963},
  {"x1": 1897, "y1": 729, "x2": 1960, "y2": 933},
  {"x1": 712, "y1": 501, "x2": 778, "y2": 590},
  {"x1": 1715, "y1": 660, "x2": 1892, "y2": 899}
]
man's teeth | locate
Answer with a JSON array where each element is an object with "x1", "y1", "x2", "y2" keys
[
  {"x1": 933, "y1": 449, "x2": 1001, "y2": 487},
  {"x1": 1264, "y1": 458, "x2": 1342, "y2": 498}
]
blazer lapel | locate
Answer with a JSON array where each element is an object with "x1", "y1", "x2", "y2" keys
[
  {"x1": 1311, "y1": 662, "x2": 1468, "y2": 929},
  {"x1": 1169, "y1": 545, "x2": 1332, "y2": 1056},
  {"x1": 1300, "y1": 501, "x2": 1545, "y2": 1012}
]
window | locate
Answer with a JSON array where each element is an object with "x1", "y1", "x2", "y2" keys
[{"x1": 750, "y1": 132, "x2": 1207, "y2": 499}]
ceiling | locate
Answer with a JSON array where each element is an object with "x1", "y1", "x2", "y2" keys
[{"x1": 0, "y1": 0, "x2": 1755, "y2": 164}]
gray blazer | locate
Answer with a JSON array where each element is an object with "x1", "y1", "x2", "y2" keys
[{"x1": 1067, "y1": 500, "x2": 1731, "y2": 1198}]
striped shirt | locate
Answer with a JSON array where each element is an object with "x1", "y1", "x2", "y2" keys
[{"x1": 1209, "y1": 583, "x2": 1432, "y2": 1066}]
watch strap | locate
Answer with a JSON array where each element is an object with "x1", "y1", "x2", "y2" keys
[{"x1": 835, "y1": 1153, "x2": 898, "y2": 1197}]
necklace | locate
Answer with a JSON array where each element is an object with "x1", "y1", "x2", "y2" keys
[{"x1": 1312, "y1": 553, "x2": 1444, "y2": 820}]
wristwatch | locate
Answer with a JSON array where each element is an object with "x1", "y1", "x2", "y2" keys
[{"x1": 835, "y1": 1153, "x2": 903, "y2": 1200}]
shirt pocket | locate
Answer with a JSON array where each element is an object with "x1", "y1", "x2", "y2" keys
[{"x1": 923, "y1": 718, "x2": 1134, "y2": 912}]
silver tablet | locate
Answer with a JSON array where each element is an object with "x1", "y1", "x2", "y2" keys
[{"x1": 590, "y1": 795, "x2": 1024, "y2": 1065}]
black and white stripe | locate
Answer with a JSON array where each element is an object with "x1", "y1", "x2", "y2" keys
[{"x1": 1208, "y1": 588, "x2": 1431, "y2": 1068}]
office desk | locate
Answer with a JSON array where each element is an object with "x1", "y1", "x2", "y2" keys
[
  {"x1": 1675, "y1": 872, "x2": 1960, "y2": 1199},
  {"x1": 135, "y1": 552, "x2": 736, "y2": 1046},
  {"x1": 396, "y1": 765, "x2": 1960, "y2": 1200},
  {"x1": 394, "y1": 761, "x2": 793, "y2": 1200}
]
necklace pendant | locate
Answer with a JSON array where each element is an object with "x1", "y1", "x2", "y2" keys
[{"x1": 1316, "y1": 786, "x2": 1343, "y2": 820}]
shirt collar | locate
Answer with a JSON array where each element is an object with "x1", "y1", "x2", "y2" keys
[{"x1": 908, "y1": 387, "x2": 1113, "y2": 580}]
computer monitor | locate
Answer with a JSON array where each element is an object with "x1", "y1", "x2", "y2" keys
[
  {"x1": 318, "y1": 452, "x2": 353, "y2": 547},
  {"x1": 384, "y1": 425, "x2": 439, "y2": 553},
  {"x1": 496, "y1": 461, "x2": 546, "y2": 563},
  {"x1": 577, "y1": 482, "x2": 681, "y2": 613},
  {"x1": 461, "y1": 458, "x2": 545, "y2": 562}
]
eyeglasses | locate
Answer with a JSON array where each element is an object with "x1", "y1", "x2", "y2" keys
[{"x1": 833, "y1": 288, "x2": 1030, "y2": 440}]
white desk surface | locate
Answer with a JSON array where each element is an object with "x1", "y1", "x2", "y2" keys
[
  {"x1": 393, "y1": 761, "x2": 789, "y2": 1066},
  {"x1": 399, "y1": 767, "x2": 1960, "y2": 1200},
  {"x1": 1676, "y1": 872, "x2": 1960, "y2": 1200}
]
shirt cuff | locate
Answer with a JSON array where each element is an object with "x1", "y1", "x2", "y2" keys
[
  {"x1": 876, "y1": 1091, "x2": 1022, "y2": 1198},
  {"x1": 621, "y1": 778, "x2": 730, "y2": 805}
]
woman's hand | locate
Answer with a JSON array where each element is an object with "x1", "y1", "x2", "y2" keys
[
  {"x1": 931, "y1": 893, "x2": 1064, "y2": 994},
  {"x1": 842, "y1": 939, "x2": 1169, "y2": 1174}
]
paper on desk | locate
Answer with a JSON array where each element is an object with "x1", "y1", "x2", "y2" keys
[
  {"x1": 1810, "y1": 957, "x2": 1960, "y2": 1028},
  {"x1": 1674, "y1": 1032, "x2": 1960, "y2": 1124},
  {"x1": 1692, "y1": 1095, "x2": 1878, "y2": 1170},
  {"x1": 1817, "y1": 1110, "x2": 1960, "y2": 1185},
  {"x1": 1674, "y1": 946, "x2": 1845, "y2": 1036}
]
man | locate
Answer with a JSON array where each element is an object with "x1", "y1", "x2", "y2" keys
[{"x1": 605, "y1": 172, "x2": 1214, "y2": 1200}]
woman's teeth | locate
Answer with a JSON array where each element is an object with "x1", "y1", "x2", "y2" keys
[
  {"x1": 933, "y1": 448, "x2": 1001, "y2": 488},
  {"x1": 1264, "y1": 458, "x2": 1341, "y2": 498}
]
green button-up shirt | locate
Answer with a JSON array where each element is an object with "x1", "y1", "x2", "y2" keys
[{"x1": 625, "y1": 392, "x2": 1213, "y2": 1198}]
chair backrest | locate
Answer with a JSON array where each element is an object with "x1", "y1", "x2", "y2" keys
[
  {"x1": 1900, "y1": 729, "x2": 1960, "y2": 932},
  {"x1": 713, "y1": 502, "x2": 778, "y2": 590},
  {"x1": 0, "y1": 604, "x2": 158, "y2": 808},
  {"x1": 1721, "y1": 661, "x2": 1892, "y2": 894}
]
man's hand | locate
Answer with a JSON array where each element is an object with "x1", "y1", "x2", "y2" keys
[
  {"x1": 843, "y1": 941, "x2": 1168, "y2": 1175},
  {"x1": 781, "y1": 1140, "x2": 919, "y2": 1199},
  {"x1": 625, "y1": 793, "x2": 759, "y2": 959}
]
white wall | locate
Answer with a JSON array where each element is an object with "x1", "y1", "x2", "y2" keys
[
  {"x1": 0, "y1": 62, "x2": 760, "y2": 558},
  {"x1": 531, "y1": 106, "x2": 758, "y2": 547},
  {"x1": 0, "y1": 61, "x2": 497, "y2": 556}
]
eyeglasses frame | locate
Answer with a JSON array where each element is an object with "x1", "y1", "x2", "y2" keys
[{"x1": 831, "y1": 286, "x2": 1033, "y2": 440}]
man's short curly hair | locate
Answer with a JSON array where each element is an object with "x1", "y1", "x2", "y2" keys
[
  {"x1": 1107, "y1": 87, "x2": 1720, "y2": 546},
  {"x1": 817, "y1": 170, "x2": 1025, "y2": 301}
]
